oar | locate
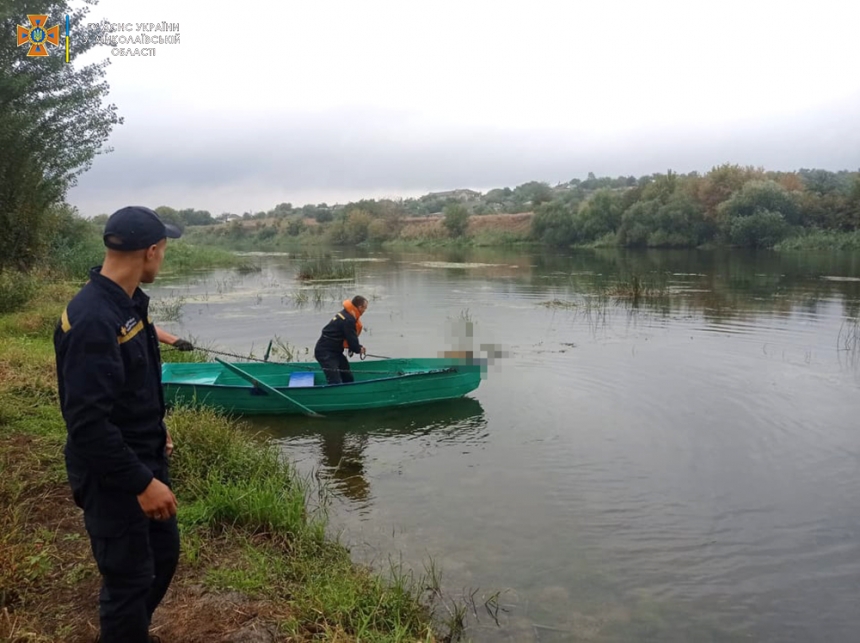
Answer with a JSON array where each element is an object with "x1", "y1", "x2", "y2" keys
[{"x1": 215, "y1": 357, "x2": 324, "y2": 418}]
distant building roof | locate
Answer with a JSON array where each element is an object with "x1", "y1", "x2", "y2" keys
[{"x1": 426, "y1": 188, "x2": 482, "y2": 199}]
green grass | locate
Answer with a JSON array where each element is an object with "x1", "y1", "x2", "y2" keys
[
  {"x1": 774, "y1": 229, "x2": 860, "y2": 251},
  {"x1": 161, "y1": 240, "x2": 243, "y2": 273},
  {"x1": 150, "y1": 293, "x2": 186, "y2": 322},
  {"x1": 161, "y1": 406, "x2": 453, "y2": 641},
  {"x1": 383, "y1": 238, "x2": 470, "y2": 249},
  {"x1": 47, "y1": 235, "x2": 105, "y2": 281},
  {"x1": 539, "y1": 299, "x2": 580, "y2": 310},
  {"x1": 167, "y1": 405, "x2": 322, "y2": 537},
  {"x1": 36, "y1": 229, "x2": 245, "y2": 283},
  {"x1": 0, "y1": 270, "x2": 38, "y2": 313},
  {"x1": 297, "y1": 258, "x2": 356, "y2": 281},
  {"x1": 182, "y1": 226, "x2": 329, "y2": 252},
  {"x1": 235, "y1": 261, "x2": 263, "y2": 274},
  {"x1": 289, "y1": 289, "x2": 310, "y2": 306}
]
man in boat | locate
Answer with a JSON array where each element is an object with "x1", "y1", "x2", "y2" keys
[
  {"x1": 53, "y1": 206, "x2": 181, "y2": 643},
  {"x1": 314, "y1": 295, "x2": 368, "y2": 384}
]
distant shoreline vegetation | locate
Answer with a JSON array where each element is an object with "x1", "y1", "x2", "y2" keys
[{"x1": 130, "y1": 166, "x2": 859, "y2": 252}]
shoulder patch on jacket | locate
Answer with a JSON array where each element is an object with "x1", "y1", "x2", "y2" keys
[{"x1": 117, "y1": 316, "x2": 144, "y2": 344}]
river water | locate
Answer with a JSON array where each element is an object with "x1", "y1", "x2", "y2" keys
[{"x1": 149, "y1": 246, "x2": 860, "y2": 642}]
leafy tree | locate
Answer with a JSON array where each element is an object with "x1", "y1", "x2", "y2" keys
[
  {"x1": 729, "y1": 210, "x2": 790, "y2": 248},
  {"x1": 798, "y1": 168, "x2": 845, "y2": 195},
  {"x1": 442, "y1": 204, "x2": 470, "y2": 238},
  {"x1": 531, "y1": 201, "x2": 576, "y2": 247},
  {"x1": 285, "y1": 217, "x2": 305, "y2": 236},
  {"x1": 299, "y1": 203, "x2": 333, "y2": 223},
  {"x1": 271, "y1": 202, "x2": 294, "y2": 217},
  {"x1": 618, "y1": 199, "x2": 660, "y2": 247},
  {"x1": 619, "y1": 184, "x2": 644, "y2": 211},
  {"x1": 256, "y1": 225, "x2": 277, "y2": 241},
  {"x1": 718, "y1": 180, "x2": 801, "y2": 225},
  {"x1": 155, "y1": 206, "x2": 182, "y2": 230},
  {"x1": 581, "y1": 172, "x2": 599, "y2": 190},
  {"x1": 1, "y1": 0, "x2": 122, "y2": 270},
  {"x1": 769, "y1": 171, "x2": 804, "y2": 193},
  {"x1": 847, "y1": 175, "x2": 860, "y2": 229},
  {"x1": 178, "y1": 208, "x2": 214, "y2": 226},
  {"x1": 344, "y1": 209, "x2": 372, "y2": 243},
  {"x1": 695, "y1": 164, "x2": 765, "y2": 220},
  {"x1": 485, "y1": 188, "x2": 512, "y2": 203},
  {"x1": 575, "y1": 189, "x2": 623, "y2": 242},
  {"x1": 44, "y1": 203, "x2": 103, "y2": 277},
  {"x1": 379, "y1": 199, "x2": 407, "y2": 219},
  {"x1": 151, "y1": 206, "x2": 214, "y2": 228},
  {"x1": 640, "y1": 170, "x2": 678, "y2": 203},
  {"x1": 513, "y1": 181, "x2": 553, "y2": 207},
  {"x1": 223, "y1": 220, "x2": 248, "y2": 239},
  {"x1": 367, "y1": 218, "x2": 394, "y2": 242}
]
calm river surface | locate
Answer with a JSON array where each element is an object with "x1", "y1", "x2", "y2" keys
[{"x1": 150, "y1": 247, "x2": 860, "y2": 643}]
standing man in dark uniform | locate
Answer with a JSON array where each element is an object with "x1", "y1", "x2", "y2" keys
[
  {"x1": 314, "y1": 295, "x2": 368, "y2": 384},
  {"x1": 54, "y1": 206, "x2": 182, "y2": 643}
]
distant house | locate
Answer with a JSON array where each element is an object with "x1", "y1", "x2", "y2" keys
[{"x1": 425, "y1": 188, "x2": 482, "y2": 200}]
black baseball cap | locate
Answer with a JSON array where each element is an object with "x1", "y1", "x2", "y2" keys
[{"x1": 103, "y1": 206, "x2": 182, "y2": 251}]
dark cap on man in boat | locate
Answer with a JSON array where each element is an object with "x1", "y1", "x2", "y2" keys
[{"x1": 103, "y1": 206, "x2": 182, "y2": 251}]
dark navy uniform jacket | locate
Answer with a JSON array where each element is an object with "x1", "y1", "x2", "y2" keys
[
  {"x1": 314, "y1": 307, "x2": 362, "y2": 355},
  {"x1": 54, "y1": 267, "x2": 167, "y2": 534}
]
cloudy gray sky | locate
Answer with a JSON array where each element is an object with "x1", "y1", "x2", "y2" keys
[{"x1": 66, "y1": 0, "x2": 860, "y2": 216}]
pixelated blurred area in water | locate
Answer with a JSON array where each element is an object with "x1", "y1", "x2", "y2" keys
[{"x1": 437, "y1": 317, "x2": 508, "y2": 379}]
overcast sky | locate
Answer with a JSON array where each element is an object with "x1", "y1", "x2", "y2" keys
[{"x1": 65, "y1": 0, "x2": 860, "y2": 216}]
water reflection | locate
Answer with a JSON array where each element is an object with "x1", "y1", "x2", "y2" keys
[
  {"x1": 245, "y1": 397, "x2": 488, "y2": 507},
  {"x1": 837, "y1": 316, "x2": 860, "y2": 374},
  {"x1": 331, "y1": 245, "x2": 860, "y2": 327},
  {"x1": 528, "y1": 249, "x2": 860, "y2": 322}
]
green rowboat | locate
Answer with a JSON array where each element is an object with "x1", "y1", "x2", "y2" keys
[{"x1": 161, "y1": 357, "x2": 485, "y2": 416}]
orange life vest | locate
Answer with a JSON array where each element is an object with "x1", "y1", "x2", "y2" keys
[{"x1": 341, "y1": 299, "x2": 363, "y2": 350}]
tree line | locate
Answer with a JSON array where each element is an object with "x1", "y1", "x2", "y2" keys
[
  {"x1": 530, "y1": 167, "x2": 860, "y2": 248},
  {"x1": 185, "y1": 167, "x2": 860, "y2": 249}
]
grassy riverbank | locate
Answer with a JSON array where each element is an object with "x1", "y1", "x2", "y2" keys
[
  {"x1": 0, "y1": 282, "x2": 454, "y2": 642},
  {"x1": 0, "y1": 239, "x2": 246, "y2": 316},
  {"x1": 773, "y1": 229, "x2": 860, "y2": 251}
]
